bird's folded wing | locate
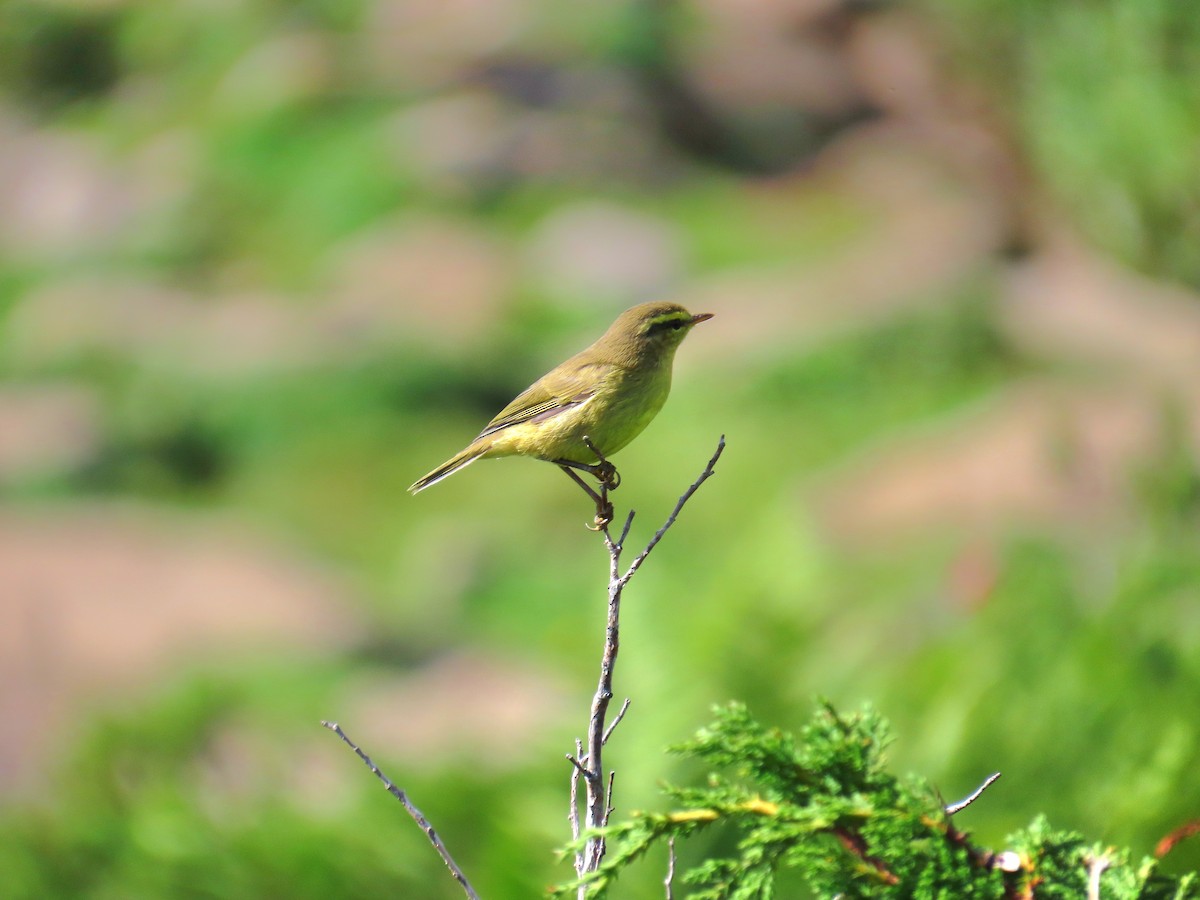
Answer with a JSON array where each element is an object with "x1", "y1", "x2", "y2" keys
[{"x1": 475, "y1": 365, "x2": 602, "y2": 439}]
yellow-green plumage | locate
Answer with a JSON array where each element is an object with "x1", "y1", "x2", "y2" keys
[{"x1": 409, "y1": 301, "x2": 712, "y2": 494}]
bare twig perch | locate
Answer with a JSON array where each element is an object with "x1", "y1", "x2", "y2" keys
[
  {"x1": 322, "y1": 720, "x2": 481, "y2": 900},
  {"x1": 570, "y1": 436, "x2": 726, "y2": 888}
]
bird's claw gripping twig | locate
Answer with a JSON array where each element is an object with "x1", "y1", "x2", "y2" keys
[
  {"x1": 594, "y1": 461, "x2": 620, "y2": 491},
  {"x1": 558, "y1": 437, "x2": 621, "y2": 528},
  {"x1": 588, "y1": 498, "x2": 615, "y2": 531},
  {"x1": 581, "y1": 437, "x2": 620, "y2": 492},
  {"x1": 558, "y1": 464, "x2": 614, "y2": 529}
]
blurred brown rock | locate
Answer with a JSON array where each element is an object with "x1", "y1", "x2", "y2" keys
[
  {"x1": 5, "y1": 276, "x2": 329, "y2": 375},
  {"x1": 6, "y1": 274, "x2": 195, "y2": 363},
  {"x1": 322, "y1": 214, "x2": 514, "y2": 349},
  {"x1": 672, "y1": 130, "x2": 1009, "y2": 361},
  {"x1": 341, "y1": 651, "x2": 568, "y2": 771},
  {"x1": 1003, "y1": 235, "x2": 1200, "y2": 387},
  {"x1": 361, "y1": 0, "x2": 533, "y2": 90},
  {"x1": 0, "y1": 507, "x2": 365, "y2": 796},
  {"x1": 525, "y1": 201, "x2": 684, "y2": 305},
  {"x1": 0, "y1": 383, "x2": 101, "y2": 481},
  {"x1": 815, "y1": 382, "x2": 1200, "y2": 541},
  {"x1": 0, "y1": 113, "x2": 140, "y2": 259},
  {"x1": 685, "y1": 0, "x2": 866, "y2": 115},
  {"x1": 388, "y1": 90, "x2": 518, "y2": 196}
]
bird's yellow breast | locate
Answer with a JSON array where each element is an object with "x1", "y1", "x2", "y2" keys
[{"x1": 484, "y1": 364, "x2": 672, "y2": 465}]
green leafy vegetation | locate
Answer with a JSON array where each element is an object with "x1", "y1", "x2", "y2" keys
[{"x1": 559, "y1": 703, "x2": 1198, "y2": 899}]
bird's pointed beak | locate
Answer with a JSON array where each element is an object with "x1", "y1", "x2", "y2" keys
[{"x1": 690, "y1": 312, "x2": 714, "y2": 326}]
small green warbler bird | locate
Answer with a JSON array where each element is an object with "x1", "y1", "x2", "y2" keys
[{"x1": 409, "y1": 301, "x2": 712, "y2": 516}]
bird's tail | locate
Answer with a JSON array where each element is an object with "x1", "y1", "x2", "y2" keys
[{"x1": 408, "y1": 444, "x2": 487, "y2": 494}]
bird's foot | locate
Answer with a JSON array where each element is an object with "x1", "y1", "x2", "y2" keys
[
  {"x1": 595, "y1": 461, "x2": 620, "y2": 491},
  {"x1": 580, "y1": 436, "x2": 620, "y2": 491},
  {"x1": 559, "y1": 463, "x2": 614, "y2": 530},
  {"x1": 587, "y1": 498, "x2": 615, "y2": 531}
]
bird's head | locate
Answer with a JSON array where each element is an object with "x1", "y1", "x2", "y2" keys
[{"x1": 603, "y1": 301, "x2": 713, "y2": 363}]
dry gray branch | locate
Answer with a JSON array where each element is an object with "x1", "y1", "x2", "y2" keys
[
  {"x1": 321, "y1": 720, "x2": 480, "y2": 900},
  {"x1": 570, "y1": 436, "x2": 726, "y2": 891}
]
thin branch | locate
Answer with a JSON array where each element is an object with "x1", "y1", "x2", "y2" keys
[
  {"x1": 321, "y1": 721, "x2": 480, "y2": 900},
  {"x1": 665, "y1": 837, "x2": 677, "y2": 900},
  {"x1": 593, "y1": 768, "x2": 618, "y2": 860},
  {"x1": 580, "y1": 550, "x2": 622, "y2": 875},
  {"x1": 616, "y1": 510, "x2": 635, "y2": 550},
  {"x1": 573, "y1": 436, "x2": 726, "y2": 880},
  {"x1": 569, "y1": 738, "x2": 584, "y2": 875},
  {"x1": 945, "y1": 772, "x2": 1002, "y2": 815},
  {"x1": 603, "y1": 769, "x2": 617, "y2": 827},
  {"x1": 619, "y1": 435, "x2": 726, "y2": 587}
]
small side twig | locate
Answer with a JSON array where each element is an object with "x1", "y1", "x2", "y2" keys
[
  {"x1": 603, "y1": 770, "x2": 616, "y2": 827},
  {"x1": 569, "y1": 738, "x2": 585, "y2": 874},
  {"x1": 945, "y1": 772, "x2": 1002, "y2": 815},
  {"x1": 619, "y1": 436, "x2": 725, "y2": 589},
  {"x1": 615, "y1": 510, "x2": 635, "y2": 549},
  {"x1": 321, "y1": 720, "x2": 480, "y2": 900},
  {"x1": 566, "y1": 754, "x2": 592, "y2": 780},
  {"x1": 602, "y1": 698, "x2": 631, "y2": 745}
]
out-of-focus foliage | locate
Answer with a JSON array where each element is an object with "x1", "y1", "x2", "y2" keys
[
  {"x1": 1, "y1": 0, "x2": 1199, "y2": 898},
  {"x1": 0, "y1": 672, "x2": 564, "y2": 899},
  {"x1": 924, "y1": 0, "x2": 1200, "y2": 285}
]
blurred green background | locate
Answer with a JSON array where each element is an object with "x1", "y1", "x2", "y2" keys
[{"x1": 2, "y1": 0, "x2": 1199, "y2": 897}]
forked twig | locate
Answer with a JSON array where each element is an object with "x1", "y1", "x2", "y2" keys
[{"x1": 569, "y1": 436, "x2": 726, "y2": 888}]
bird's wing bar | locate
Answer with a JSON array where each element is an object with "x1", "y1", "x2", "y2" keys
[{"x1": 475, "y1": 390, "x2": 595, "y2": 439}]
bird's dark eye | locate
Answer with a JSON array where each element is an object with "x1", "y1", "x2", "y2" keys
[{"x1": 647, "y1": 318, "x2": 684, "y2": 335}]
